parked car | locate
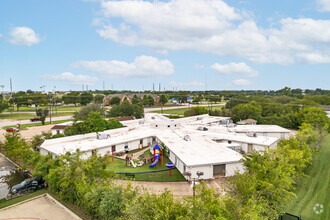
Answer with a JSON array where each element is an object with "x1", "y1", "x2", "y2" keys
[
  {"x1": 11, "y1": 176, "x2": 45, "y2": 195},
  {"x1": 6, "y1": 127, "x2": 19, "y2": 132},
  {"x1": 30, "y1": 117, "x2": 40, "y2": 122}
]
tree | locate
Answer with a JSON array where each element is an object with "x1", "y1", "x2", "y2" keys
[
  {"x1": 0, "y1": 98, "x2": 8, "y2": 113},
  {"x1": 36, "y1": 109, "x2": 49, "y2": 125},
  {"x1": 62, "y1": 91, "x2": 80, "y2": 106},
  {"x1": 142, "y1": 95, "x2": 149, "y2": 106},
  {"x1": 74, "y1": 103, "x2": 105, "y2": 120},
  {"x1": 159, "y1": 94, "x2": 168, "y2": 113},
  {"x1": 11, "y1": 91, "x2": 29, "y2": 111},
  {"x1": 109, "y1": 97, "x2": 121, "y2": 105},
  {"x1": 131, "y1": 95, "x2": 140, "y2": 105},
  {"x1": 80, "y1": 92, "x2": 94, "y2": 106},
  {"x1": 108, "y1": 101, "x2": 144, "y2": 119},
  {"x1": 231, "y1": 102, "x2": 262, "y2": 122},
  {"x1": 94, "y1": 94, "x2": 105, "y2": 104},
  {"x1": 147, "y1": 95, "x2": 155, "y2": 106},
  {"x1": 29, "y1": 93, "x2": 48, "y2": 110}
]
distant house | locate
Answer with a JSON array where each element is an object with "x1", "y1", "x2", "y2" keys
[
  {"x1": 169, "y1": 98, "x2": 178, "y2": 104},
  {"x1": 187, "y1": 97, "x2": 194, "y2": 103},
  {"x1": 51, "y1": 121, "x2": 75, "y2": 135},
  {"x1": 104, "y1": 94, "x2": 160, "y2": 105}
]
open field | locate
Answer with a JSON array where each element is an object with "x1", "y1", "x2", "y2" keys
[
  {"x1": 0, "y1": 113, "x2": 35, "y2": 120},
  {"x1": 0, "y1": 112, "x2": 73, "y2": 120},
  {"x1": 4, "y1": 105, "x2": 82, "y2": 112},
  {"x1": 152, "y1": 105, "x2": 224, "y2": 115},
  {"x1": 287, "y1": 134, "x2": 330, "y2": 220},
  {"x1": 2, "y1": 119, "x2": 72, "y2": 130}
]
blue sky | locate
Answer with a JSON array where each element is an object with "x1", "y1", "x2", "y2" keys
[{"x1": 0, "y1": 0, "x2": 329, "y2": 92}]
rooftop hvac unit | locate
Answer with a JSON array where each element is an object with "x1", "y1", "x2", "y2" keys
[
  {"x1": 97, "y1": 133, "x2": 110, "y2": 140},
  {"x1": 184, "y1": 135, "x2": 191, "y2": 141},
  {"x1": 246, "y1": 132, "x2": 257, "y2": 137}
]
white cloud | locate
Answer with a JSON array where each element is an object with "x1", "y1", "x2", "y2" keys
[
  {"x1": 232, "y1": 79, "x2": 253, "y2": 86},
  {"x1": 92, "y1": 0, "x2": 330, "y2": 64},
  {"x1": 8, "y1": 27, "x2": 41, "y2": 46},
  {"x1": 317, "y1": 0, "x2": 330, "y2": 12},
  {"x1": 0, "y1": 34, "x2": 3, "y2": 38},
  {"x1": 194, "y1": 64, "x2": 204, "y2": 69},
  {"x1": 211, "y1": 62, "x2": 258, "y2": 77},
  {"x1": 42, "y1": 72, "x2": 98, "y2": 85},
  {"x1": 170, "y1": 80, "x2": 205, "y2": 87},
  {"x1": 71, "y1": 55, "x2": 174, "y2": 78}
]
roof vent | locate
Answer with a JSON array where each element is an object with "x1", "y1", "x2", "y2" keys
[
  {"x1": 184, "y1": 135, "x2": 191, "y2": 141},
  {"x1": 97, "y1": 133, "x2": 110, "y2": 140}
]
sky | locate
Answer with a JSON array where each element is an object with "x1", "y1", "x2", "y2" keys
[{"x1": 0, "y1": 0, "x2": 330, "y2": 92}]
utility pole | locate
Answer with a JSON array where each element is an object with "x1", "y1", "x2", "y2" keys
[
  {"x1": 159, "y1": 83, "x2": 161, "y2": 92},
  {"x1": 0, "y1": 85, "x2": 4, "y2": 94},
  {"x1": 103, "y1": 81, "x2": 105, "y2": 91},
  {"x1": 10, "y1": 78, "x2": 12, "y2": 97}
]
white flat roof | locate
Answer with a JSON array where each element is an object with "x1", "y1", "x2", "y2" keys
[
  {"x1": 182, "y1": 126, "x2": 278, "y2": 146},
  {"x1": 41, "y1": 113, "x2": 289, "y2": 167},
  {"x1": 229, "y1": 125, "x2": 291, "y2": 133}
]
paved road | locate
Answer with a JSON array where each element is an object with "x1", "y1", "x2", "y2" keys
[{"x1": 144, "y1": 103, "x2": 225, "y2": 113}]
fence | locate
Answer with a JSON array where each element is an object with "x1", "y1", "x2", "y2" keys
[
  {"x1": 116, "y1": 168, "x2": 186, "y2": 182},
  {"x1": 279, "y1": 213, "x2": 301, "y2": 220}
]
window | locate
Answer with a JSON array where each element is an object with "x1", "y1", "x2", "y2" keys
[
  {"x1": 228, "y1": 140, "x2": 232, "y2": 144},
  {"x1": 56, "y1": 130, "x2": 60, "y2": 134},
  {"x1": 140, "y1": 139, "x2": 143, "y2": 145},
  {"x1": 155, "y1": 125, "x2": 158, "y2": 128},
  {"x1": 168, "y1": 125, "x2": 170, "y2": 128},
  {"x1": 92, "y1": 150, "x2": 96, "y2": 155},
  {"x1": 111, "y1": 145, "x2": 116, "y2": 152}
]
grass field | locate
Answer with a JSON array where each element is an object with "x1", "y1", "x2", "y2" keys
[
  {"x1": 107, "y1": 152, "x2": 186, "y2": 182},
  {"x1": 287, "y1": 134, "x2": 330, "y2": 220},
  {"x1": 0, "y1": 111, "x2": 73, "y2": 120},
  {"x1": 4, "y1": 105, "x2": 82, "y2": 112},
  {"x1": 152, "y1": 105, "x2": 224, "y2": 115},
  {"x1": 0, "y1": 113, "x2": 35, "y2": 120},
  {"x1": 2, "y1": 119, "x2": 72, "y2": 130}
]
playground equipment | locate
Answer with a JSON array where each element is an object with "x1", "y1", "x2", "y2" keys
[
  {"x1": 166, "y1": 162, "x2": 174, "y2": 176},
  {"x1": 149, "y1": 145, "x2": 161, "y2": 168}
]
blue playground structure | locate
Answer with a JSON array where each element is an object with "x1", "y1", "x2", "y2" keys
[{"x1": 149, "y1": 145, "x2": 161, "y2": 168}]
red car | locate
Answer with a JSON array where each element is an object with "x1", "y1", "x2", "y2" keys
[
  {"x1": 30, "y1": 117, "x2": 40, "y2": 122},
  {"x1": 6, "y1": 127, "x2": 19, "y2": 132}
]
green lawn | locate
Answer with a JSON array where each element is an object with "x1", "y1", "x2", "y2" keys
[
  {"x1": 49, "y1": 111, "x2": 74, "y2": 117},
  {"x1": 0, "y1": 113, "x2": 35, "y2": 120},
  {"x1": 107, "y1": 151, "x2": 186, "y2": 182},
  {"x1": 152, "y1": 105, "x2": 224, "y2": 115},
  {"x1": 3, "y1": 119, "x2": 72, "y2": 130},
  {"x1": 287, "y1": 134, "x2": 330, "y2": 220},
  {"x1": 0, "y1": 189, "x2": 49, "y2": 209},
  {"x1": 0, "y1": 112, "x2": 73, "y2": 120},
  {"x1": 55, "y1": 106, "x2": 82, "y2": 111}
]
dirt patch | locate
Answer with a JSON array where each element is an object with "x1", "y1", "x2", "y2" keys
[{"x1": 0, "y1": 125, "x2": 53, "y2": 142}]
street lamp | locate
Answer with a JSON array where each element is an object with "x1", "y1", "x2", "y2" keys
[{"x1": 184, "y1": 171, "x2": 204, "y2": 197}]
